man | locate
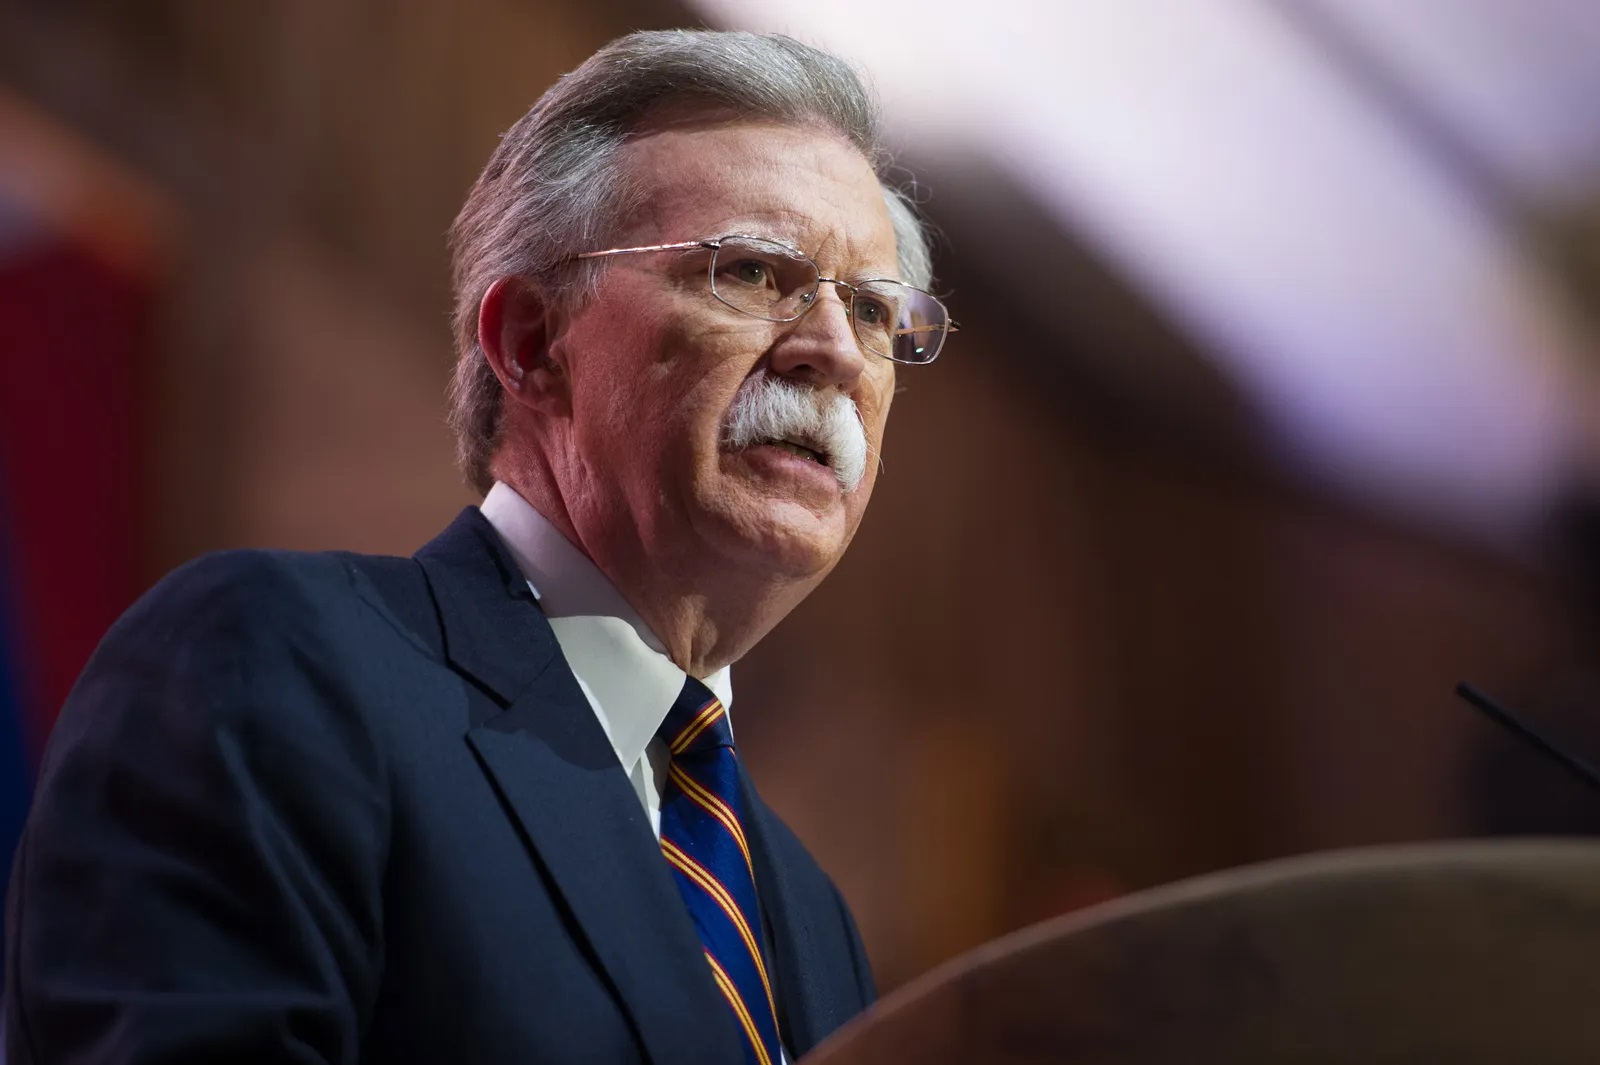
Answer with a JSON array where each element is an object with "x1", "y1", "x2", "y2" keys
[{"x1": 4, "y1": 28, "x2": 952, "y2": 1065}]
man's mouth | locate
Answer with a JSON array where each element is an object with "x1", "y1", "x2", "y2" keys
[{"x1": 762, "y1": 438, "x2": 828, "y2": 466}]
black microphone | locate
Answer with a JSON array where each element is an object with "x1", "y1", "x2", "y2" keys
[{"x1": 1456, "y1": 681, "x2": 1600, "y2": 794}]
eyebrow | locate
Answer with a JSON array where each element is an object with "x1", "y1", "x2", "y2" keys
[
  {"x1": 726, "y1": 229, "x2": 805, "y2": 256},
  {"x1": 845, "y1": 264, "x2": 903, "y2": 285},
  {"x1": 718, "y1": 229, "x2": 900, "y2": 283}
]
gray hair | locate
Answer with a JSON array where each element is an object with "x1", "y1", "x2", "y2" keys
[{"x1": 446, "y1": 29, "x2": 933, "y2": 493}]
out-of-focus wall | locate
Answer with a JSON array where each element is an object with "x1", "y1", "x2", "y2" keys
[
  {"x1": 744, "y1": 306, "x2": 1580, "y2": 988},
  {"x1": 3, "y1": 1, "x2": 686, "y2": 567},
  {"x1": 1, "y1": 0, "x2": 1594, "y2": 993}
]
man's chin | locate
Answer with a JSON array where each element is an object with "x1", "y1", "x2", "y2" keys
[
  {"x1": 695, "y1": 493, "x2": 853, "y2": 580},
  {"x1": 739, "y1": 509, "x2": 852, "y2": 578},
  {"x1": 685, "y1": 449, "x2": 865, "y2": 576}
]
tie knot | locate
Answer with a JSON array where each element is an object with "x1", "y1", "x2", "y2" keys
[{"x1": 659, "y1": 675, "x2": 733, "y2": 757}]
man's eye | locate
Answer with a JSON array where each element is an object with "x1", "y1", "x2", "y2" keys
[
  {"x1": 854, "y1": 297, "x2": 889, "y2": 325},
  {"x1": 726, "y1": 260, "x2": 773, "y2": 287}
]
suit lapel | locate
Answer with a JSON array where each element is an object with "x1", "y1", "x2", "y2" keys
[
  {"x1": 740, "y1": 763, "x2": 859, "y2": 1057},
  {"x1": 417, "y1": 509, "x2": 743, "y2": 1064}
]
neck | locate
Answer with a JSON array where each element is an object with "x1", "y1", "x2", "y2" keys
[{"x1": 490, "y1": 453, "x2": 810, "y2": 677}]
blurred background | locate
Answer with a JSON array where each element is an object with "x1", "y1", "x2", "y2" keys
[{"x1": 3, "y1": 0, "x2": 1600, "y2": 992}]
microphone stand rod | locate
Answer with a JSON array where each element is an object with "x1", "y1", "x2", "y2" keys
[{"x1": 1456, "y1": 681, "x2": 1600, "y2": 794}]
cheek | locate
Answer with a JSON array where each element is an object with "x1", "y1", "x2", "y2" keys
[
  {"x1": 859, "y1": 373, "x2": 896, "y2": 448},
  {"x1": 610, "y1": 345, "x2": 734, "y2": 476},
  {"x1": 572, "y1": 312, "x2": 689, "y2": 440},
  {"x1": 660, "y1": 319, "x2": 771, "y2": 425}
]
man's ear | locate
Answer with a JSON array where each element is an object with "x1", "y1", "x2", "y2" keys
[{"x1": 478, "y1": 275, "x2": 571, "y2": 417}]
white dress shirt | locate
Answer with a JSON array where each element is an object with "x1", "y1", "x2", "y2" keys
[
  {"x1": 483, "y1": 484, "x2": 796, "y2": 1063},
  {"x1": 479, "y1": 481, "x2": 734, "y2": 839}
]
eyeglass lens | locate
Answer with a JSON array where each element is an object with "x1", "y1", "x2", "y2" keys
[{"x1": 708, "y1": 236, "x2": 947, "y2": 365}]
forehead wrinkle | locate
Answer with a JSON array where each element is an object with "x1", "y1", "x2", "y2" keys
[
  {"x1": 613, "y1": 121, "x2": 901, "y2": 292},
  {"x1": 812, "y1": 227, "x2": 899, "y2": 284},
  {"x1": 716, "y1": 207, "x2": 899, "y2": 283}
]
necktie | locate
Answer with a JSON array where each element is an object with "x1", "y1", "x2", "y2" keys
[{"x1": 658, "y1": 676, "x2": 783, "y2": 1065}]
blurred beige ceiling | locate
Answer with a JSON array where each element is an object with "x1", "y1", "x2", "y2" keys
[{"x1": 693, "y1": 0, "x2": 1600, "y2": 544}]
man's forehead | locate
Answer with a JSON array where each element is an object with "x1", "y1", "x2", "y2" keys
[{"x1": 617, "y1": 118, "x2": 899, "y2": 274}]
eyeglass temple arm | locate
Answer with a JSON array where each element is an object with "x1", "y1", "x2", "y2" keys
[
  {"x1": 574, "y1": 240, "x2": 712, "y2": 261},
  {"x1": 893, "y1": 322, "x2": 959, "y2": 337}
]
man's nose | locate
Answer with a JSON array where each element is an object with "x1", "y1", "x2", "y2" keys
[{"x1": 767, "y1": 283, "x2": 868, "y2": 390}]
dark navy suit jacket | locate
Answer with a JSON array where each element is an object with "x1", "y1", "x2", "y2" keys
[{"x1": 4, "y1": 508, "x2": 875, "y2": 1063}]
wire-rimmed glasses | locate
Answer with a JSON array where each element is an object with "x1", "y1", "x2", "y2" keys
[{"x1": 575, "y1": 234, "x2": 954, "y2": 365}]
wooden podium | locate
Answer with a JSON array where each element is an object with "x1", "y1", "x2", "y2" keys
[{"x1": 804, "y1": 840, "x2": 1600, "y2": 1064}]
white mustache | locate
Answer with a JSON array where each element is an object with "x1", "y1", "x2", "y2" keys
[{"x1": 720, "y1": 371, "x2": 869, "y2": 492}]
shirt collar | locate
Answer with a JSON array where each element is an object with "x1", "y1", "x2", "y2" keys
[{"x1": 479, "y1": 482, "x2": 734, "y2": 769}]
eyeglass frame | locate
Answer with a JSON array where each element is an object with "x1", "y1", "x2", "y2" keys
[{"x1": 572, "y1": 234, "x2": 955, "y2": 366}]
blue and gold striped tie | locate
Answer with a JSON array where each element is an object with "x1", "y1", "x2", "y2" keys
[{"x1": 658, "y1": 676, "x2": 783, "y2": 1065}]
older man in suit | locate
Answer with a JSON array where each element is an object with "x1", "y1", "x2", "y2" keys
[{"x1": 4, "y1": 28, "x2": 952, "y2": 1065}]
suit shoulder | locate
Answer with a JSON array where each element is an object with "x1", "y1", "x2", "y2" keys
[
  {"x1": 123, "y1": 546, "x2": 421, "y2": 642},
  {"x1": 753, "y1": 798, "x2": 878, "y2": 1004},
  {"x1": 149, "y1": 546, "x2": 362, "y2": 610},
  {"x1": 754, "y1": 802, "x2": 825, "y2": 874},
  {"x1": 51, "y1": 547, "x2": 408, "y2": 783},
  {"x1": 753, "y1": 798, "x2": 851, "y2": 907},
  {"x1": 72, "y1": 547, "x2": 427, "y2": 728}
]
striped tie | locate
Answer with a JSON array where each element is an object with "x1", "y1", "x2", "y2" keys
[{"x1": 658, "y1": 676, "x2": 783, "y2": 1065}]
